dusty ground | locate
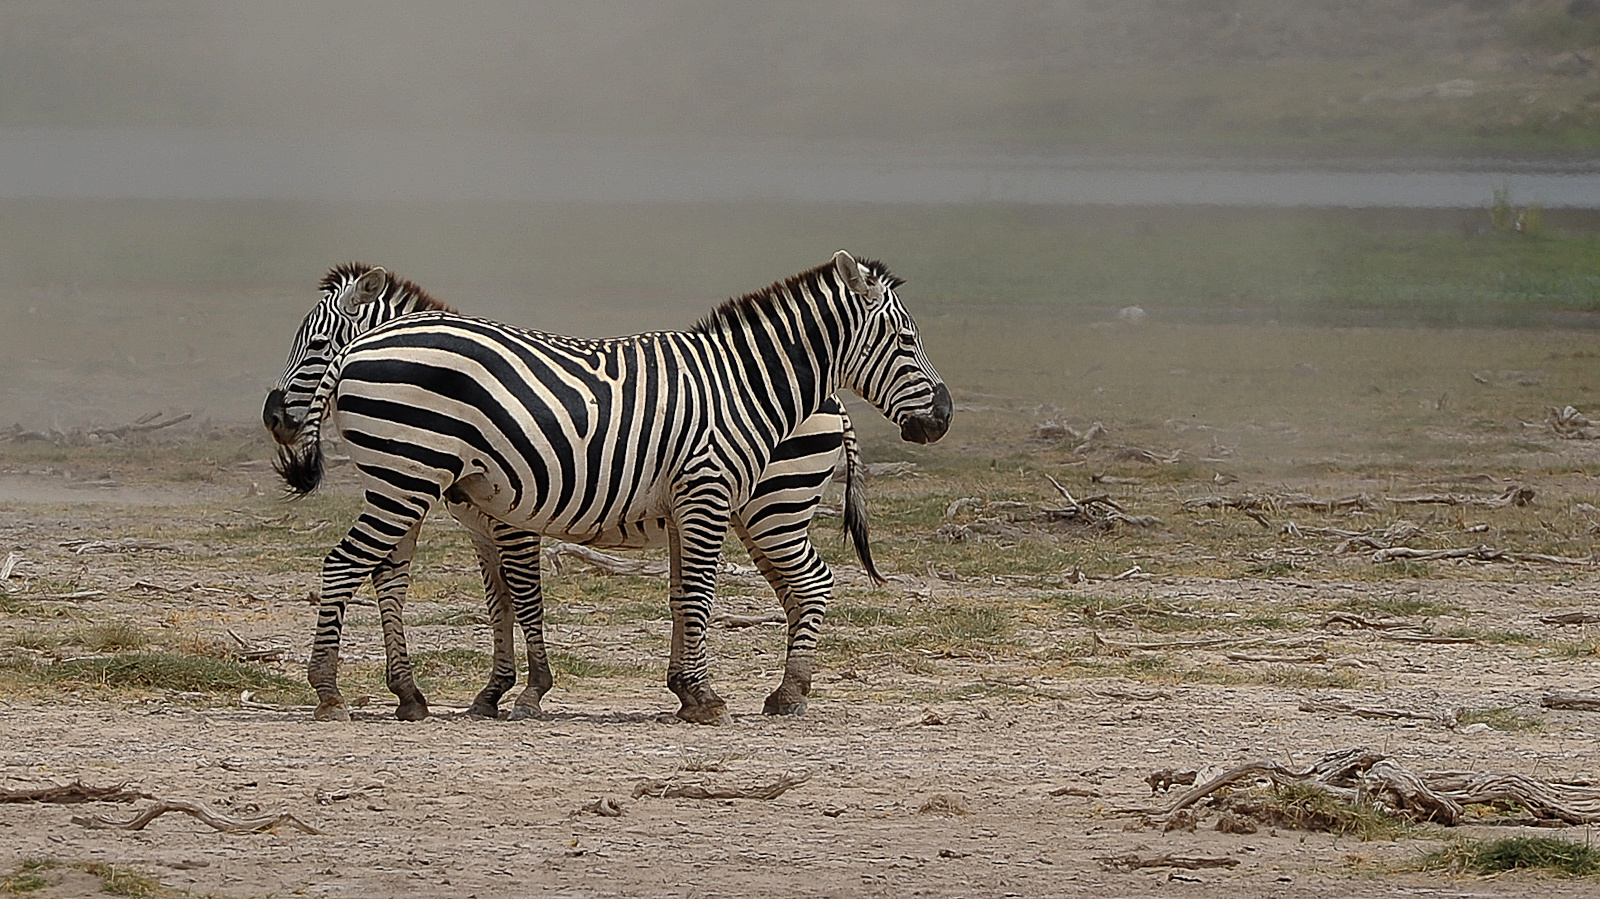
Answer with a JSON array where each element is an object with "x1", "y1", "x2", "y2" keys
[{"x1": 1, "y1": 441, "x2": 1598, "y2": 899}]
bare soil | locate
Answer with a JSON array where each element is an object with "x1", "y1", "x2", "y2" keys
[{"x1": 2, "y1": 446, "x2": 1598, "y2": 899}]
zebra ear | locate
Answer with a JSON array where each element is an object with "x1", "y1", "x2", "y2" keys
[
  {"x1": 340, "y1": 267, "x2": 387, "y2": 313},
  {"x1": 833, "y1": 250, "x2": 884, "y2": 307}
]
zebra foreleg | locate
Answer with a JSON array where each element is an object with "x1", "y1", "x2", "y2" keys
[
  {"x1": 665, "y1": 510, "x2": 732, "y2": 725},
  {"x1": 733, "y1": 519, "x2": 831, "y2": 716},
  {"x1": 370, "y1": 524, "x2": 429, "y2": 721}
]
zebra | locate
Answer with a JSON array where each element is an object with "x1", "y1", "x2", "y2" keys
[
  {"x1": 263, "y1": 263, "x2": 882, "y2": 720},
  {"x1": 277, "y1": 250, "x2": 950, "y2": 724}
]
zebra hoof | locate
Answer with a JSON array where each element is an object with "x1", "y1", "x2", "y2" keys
[
  {"x1": 313, "y1": 701, "x2": 350, "y2": 722},
  {"x1": 676, "y1": 702, "x2": 732, "y2": 726},
  {"x1": 466, "y1": 702, "x2": 501, "y2": 720},
  {"x1": 395, "y1": 699, "x2": 429, "y2": 721},
  {"x1": 508, "y1": 703, "x2": 543, "y2": 721},
  {"x1": 762, "y1": 695, "x2": 807, "y2": 716}
]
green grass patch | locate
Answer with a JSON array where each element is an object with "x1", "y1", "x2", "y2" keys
[
  {"x1": 42, "y1": 652, "x2": 307, "y2": 702},
  {"x1": 1420, "y1": 835, "x2": 1600, "y2": 876}
]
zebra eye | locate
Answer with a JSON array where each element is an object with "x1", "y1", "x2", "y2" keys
[{"x1": 306, "y1": 336, "x2": 330, "y2": 353}]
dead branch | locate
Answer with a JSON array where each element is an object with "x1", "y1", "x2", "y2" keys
[
  {"x1": 1423, "y1": 771, "x2": 1600, "y2": 825},
  {"x1": 71, "y1": 799, "x2": 320, "y2": 834},
  {"x1": 1370, "y1": 544, "x2": 1590, "y2": 566},
  {"x1": 572, "y1": 797, "x2": 625, "y2": 817},
  {"x1": 0, "y1": 551, "x2": 17, "y2": 580},
  {"x1": 1090, "y1": 633, "x2": 1240, "y2": 653},
  {"x1": 1041, "y1": 473, "x2": 1159, "y2": 530},
  {"x1": 1226, "y1": 651, "x2": 1327, "y2": 663},
  {"x1": 1113, "y1": 446, "x2": 1183, "y2": 465},
  {"x1": 1185, "y1": 492, "x2": 1379, "y2": 516},
  {"x1": 1541, "y1": 611, "x2": 1600, "y2": 626},
  {"x1": 88, "y1": 412, "x2": 192, "y2": 440},
  {"x1": 631, "y1": 769, "x2": 811, "y2": 801},
  {"x1": 1298, "y1": 698, "x2": 1457, "y2": 728},
  {"x1": 61, "y1": 538, "x2": 180, "y2": 555},
  {"x1": 1321, "y1": 612, "x2": 1410, "y2": 630},
  {"x1": 315, "y1": 783, "x2": 384, "y2": 805},
  {"x1": 1541, "y1": 692, "x2": 1600, "y2": 712},
  {"x1": 1091, "y1": 688, "x2": 1173, "y2": 702},
  {"x1": 1377, "y1": 631, "x2": 1478, "y2": 645},
  {"x1": 1548, "y1": 405, "x2": 1600, "y2": 439},
  {"x1": 0, "y1": 780, "x2": 151, "y2": 804},
  {"x1": 1388, "y1": 485, "x2": 1535, "y2": 508},
  {"x1": 1098, "y1": 852, "x2": 1239, "y2": 871},
  {"x1": 543, "y1": 541, "x2": 756, "y2": 579}
]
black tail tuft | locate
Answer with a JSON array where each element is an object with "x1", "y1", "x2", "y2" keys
[
  {"x1": 274, "y1": 441, "x2": 325, "y2": 497},
  {"x1": 840, "y1": 413, "x2": 886, "y2": 586}
]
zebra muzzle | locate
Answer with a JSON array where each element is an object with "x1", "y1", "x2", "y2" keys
[
  {"x1": 262, "y1": 388, "x2": 302, "y2": 445},
  {"x1": 899, "y1": 383, "x2": 952, "y2": 444}
]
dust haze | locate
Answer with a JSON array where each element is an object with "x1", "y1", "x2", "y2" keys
[{"x1": 0, "y1": 1, "x2": 1575, "y2": 430}]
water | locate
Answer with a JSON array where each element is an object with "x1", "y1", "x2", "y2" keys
[{"x1": 3, "y1": 127, "x2": 1597, "y2": 208}]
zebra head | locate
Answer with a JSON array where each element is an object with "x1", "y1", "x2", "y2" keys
[
  {"x1": 262, "y1": 263, "x2": 393, "y2": 445},
  {"x1": 832, "y1": 251, "x2": 952, "y2": 445}
]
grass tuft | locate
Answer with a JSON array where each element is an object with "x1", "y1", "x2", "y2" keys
[{"x1": 1420, "y1": 835, "x2": 1600, "y2": 876}]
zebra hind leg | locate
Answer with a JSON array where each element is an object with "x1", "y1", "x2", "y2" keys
[
  {"x1": 370, "y1": 523, "x2": 429, "y2": 721},
  {"x1": 733, "y1": 517, "x2": 829, "y2": 716},
  {"x1": 463, "y1": 525, "x2": 516, "y2": 719},
  {"x1": 309, "y1": 504, "x2": 428, "y2": 721},
  {"x1": 496, "y1": 525, "x2": 553, "y2": 721}
]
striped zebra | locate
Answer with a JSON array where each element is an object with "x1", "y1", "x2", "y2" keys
[
  {"x1": 264, "y1": 263, "x2": 881, "y2": 720},
  {"x1": 278, "y1": 251, "x2": 950, "y2": 724}
]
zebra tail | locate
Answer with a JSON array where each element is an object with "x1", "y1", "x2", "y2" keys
[
  {"x1": 839, "y1": 407, "x2": 886, "y2": 585},
  {"x1": 274, "y1": 439, "x2": 324, "y2": 497}
]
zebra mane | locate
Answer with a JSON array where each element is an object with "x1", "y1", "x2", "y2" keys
[
  {"x1": 690, "y1": 256, "x2": 904, "y2": 336},
  {"x1": 319, "y1": 262, "x2": 457, "y2": 313}
]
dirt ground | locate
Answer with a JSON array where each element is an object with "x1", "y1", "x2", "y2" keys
[{"x1": 1, "y1": 444, "x2": 1598, "y2": 899}]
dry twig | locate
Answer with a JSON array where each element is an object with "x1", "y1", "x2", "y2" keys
[
  {"x1": 0, "y1": 780, "x2": 151, "y2": 804},
  {"x1": 1541, "y1": 692, "x2": 1600, "y2": 712},
  {"x1": 72, "y1": 799, "x2": 320, "y2": 834},
  {"x1": 632, "y1": 770, "x2": 811, "y2": 801}
]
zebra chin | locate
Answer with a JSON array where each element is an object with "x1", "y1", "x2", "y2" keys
[
  {"x1": 262, "y1": 389, "x2": 304, "y2": 446},
  {"x1": 897, "y1": 383, "x2": 952, "y2": 444}
]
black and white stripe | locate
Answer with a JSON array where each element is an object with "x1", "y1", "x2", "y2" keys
[{"x1": 279, "y1": 251, "x2": 949, "y2": 723}]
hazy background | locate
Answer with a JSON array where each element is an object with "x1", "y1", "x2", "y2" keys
[{"x1": 2, "y1": 0, "x2": 1599, "y2": 434}]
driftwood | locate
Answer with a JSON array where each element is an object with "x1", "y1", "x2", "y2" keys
[
  {"x1": 0, "y1": 780, "x2": 151, "y2": 804},
  {"x1": 1121, "y1": 747, "x2": 1600, "y2": 827},
  {"x1": 1321, "y1": 613, "x2": 1410, "y2": 630},
  {"x1": 1541, "y1": 692, "x2": 1600, "y2": 712},
  {"x1": 632, "y1": 770, "x2": 811, "y2": 801},
  {"x1": 72, "y1": 799, "x2": 320, "y2": 834},
  {"x1": 0, "y1": 551, "x2": 17, "y2": 580},
  {"x1": 1370, "y1": 544, "x2": 1590, "y2": 566}
]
